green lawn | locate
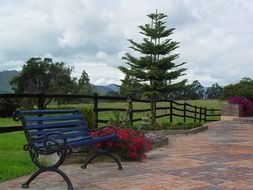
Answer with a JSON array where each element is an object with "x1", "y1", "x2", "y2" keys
[
  {"x1": 0, "y1": 132, "x2": 36, "y2": 182},
  {"x1": 0, "y1": 99, "x2": 222, "y2": 182}
]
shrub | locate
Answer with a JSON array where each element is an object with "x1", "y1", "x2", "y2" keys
[
  {"x1": 0, "y1": 99, "x2": 18, "y2": 117},
  {"x1": 79, "y1": 106, "x2": 95, "y2": 129},
  {"x1": 91, "y1": 127, "x2": 152, "y2": 161},
  {"x1": 108, "y1": 111, "x2": 129, "y2": 128},
  {"x1": 228, "y1": 96, "x2": 253, "y2": 110}
]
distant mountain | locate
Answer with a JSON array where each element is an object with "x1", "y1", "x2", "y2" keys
[
  {"x1": 107, "y1": 84, "x2": 119, "y2": 92},
  {"x1": 0, "y1": 70, "x2": 19, "y2": 93},
  {"x1": 95, "y1": 84, "x2": 119, "y2": 95}
]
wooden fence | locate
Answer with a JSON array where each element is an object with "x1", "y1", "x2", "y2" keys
[{"x1": 0, "y1": 93, "x2": 221, "y2": 133}]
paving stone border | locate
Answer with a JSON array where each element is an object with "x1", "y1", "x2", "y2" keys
[
  {"x1": 233, "y1": 117, "x2": 253, "y2": 124},
  {"x1": 151, "y1": 125, "x2": 208, "y2": 136}
]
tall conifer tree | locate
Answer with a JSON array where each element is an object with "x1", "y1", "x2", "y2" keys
[{"x1": 119, "y1": 11, "x2": 187, "y2": 98}]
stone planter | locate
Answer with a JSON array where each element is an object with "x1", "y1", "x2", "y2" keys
[{"x1": 221, "y1": 103, "x2": 253, "y2": 120}]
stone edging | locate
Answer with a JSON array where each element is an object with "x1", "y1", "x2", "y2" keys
[{"x1": 154, "y1": 125, "x2": 208, "y2": 136}]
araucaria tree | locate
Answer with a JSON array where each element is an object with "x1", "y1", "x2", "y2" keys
[{"x1": 119, "y1": 11, "x2": 187, "y2": 98}]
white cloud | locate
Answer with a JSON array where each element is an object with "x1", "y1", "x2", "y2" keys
[
  {"x1": 0, "y1": 0, "x2": 253, "y2": 86},
  {"x1": 71, "y1": 62, "x2": 124, "y2": 85}
]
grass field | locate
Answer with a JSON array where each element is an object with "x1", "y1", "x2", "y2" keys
[
  {"x1": 0, "y1": 99, "x2": 222, "y2": 182},
  {"x1": 0, "y1": 132, "x2": 36, "y2": 182}
]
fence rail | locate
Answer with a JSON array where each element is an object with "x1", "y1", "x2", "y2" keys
[{"x1": 0, "y1": 93, "x2": 221, "y2": 133}]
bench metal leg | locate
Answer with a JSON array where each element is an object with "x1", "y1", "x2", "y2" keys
[
  {"x1": 22, "y1": 168, "x2": 73, "y2": 190},
  {"x1": 81, "y1": 152, "x2": 123, "y2": 170}
]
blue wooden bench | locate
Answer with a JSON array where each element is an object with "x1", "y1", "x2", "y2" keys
[{"x1": 13, "y1": 109, "x2": 123, "y2": 190}]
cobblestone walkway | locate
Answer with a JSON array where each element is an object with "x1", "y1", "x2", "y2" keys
[{"x1": 1, "y1": 121, "x2": 253, "y2": 190}]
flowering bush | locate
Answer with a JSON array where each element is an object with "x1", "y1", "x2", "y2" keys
[
  {"x1": 228, "y1": 96, "x2": 253, "y2": 110},
  {"x1": 91, "y1": 127, "x2": 152, "y2": 161}
]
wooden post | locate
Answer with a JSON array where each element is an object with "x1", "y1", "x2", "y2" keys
[
  {"x1": 183, "y1": 102, "x2": 186, "y2": 123},
  {"x1": 151, "y1": 97, "x2": 156, "y2": 126},
  {"x1": 194, "y1": 106, "x2": 197, "y2": 123},
  {"x1": 37, "y1": 93, "x2": 45, "y2": 110},
  {"x1": 127, "y1": 96, "x2": 133, "y2": 126},
  {"x1": 170, "y1": 101, "x2": 173, "y2": 123},
  {"x1": 204, "y1": 107, "x2": 207, "y2": 122},
  {"x1": 37, "y1": 93, "x2": 45, "y2": 125},
  {"x1": 199, "y1": 107, "x2": 202, "y2": 123},
  {"x1": 93, "y1": 93, "x2": 98, "y2": 128}
]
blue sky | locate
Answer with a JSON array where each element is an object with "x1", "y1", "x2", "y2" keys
[{"x1": 0, "y1": 0, "x2": 253, "y2": 86}]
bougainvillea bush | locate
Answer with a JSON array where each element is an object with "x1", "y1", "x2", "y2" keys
[
  {"x1": 228, "y1": 96, "x2": 253, "y2": 110},
  {"x1": 91, "y1": 127, "x2": 152, "y2": 161}
]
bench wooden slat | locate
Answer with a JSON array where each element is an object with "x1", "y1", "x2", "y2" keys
[
  {"x1": 25, "y1": 115, "x2": 83, "y2": 122},
  {"x1": 26, "y1": 120, "x2": 84, "y2": 130},
  {"x1": 32, "y1": 134, "x2": 92, "y2": 145},
  {"x1": 29, "y1": 126, "x2": 86, "y2": 137},
  {"x1": 21, "y1": 109, "x2": 79, "y2": 115}
]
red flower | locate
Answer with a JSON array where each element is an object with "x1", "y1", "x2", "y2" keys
[
  {"x1": 107, "y1": 141, "x2": 113, "y2": 148},
  {"x1": 133, "y1": 136, "x2": 142, "y2": 144},
  {"x1": 118, "y1": 131, "x2": 128, "y2": 140},
  {"x1": 130, "y1": 152, "x2": 138, "y2": 159},
  {"x1": 128, "y1": 144, "x2": 137, "y2": 152},
  {"x1": 91, "y1": 131, "x2": 97, "y2": 137},
  {"x1": 95, "y1": 142, "x2": 101, "y2": 148},
  {"x1": 91, "y1": 127, "x2": 153, "y2": 161},
  {"x1": 115, "y1": 142, "x2": 123, "y2": 148}
]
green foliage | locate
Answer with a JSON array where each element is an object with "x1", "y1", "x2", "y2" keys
[
  {"x1": 9, "y1": 57, "x2": 93, "y2": 108},
  {"x1": 10, "y1": 57, "x2": 78, "y2": 108},
  {"x1": 78, "y1": 70, "x2": 95, "y2": 95},
  {"x1": 10, "y1": 57, "x2": 77, "y2": 94},
  {"x1": 119, "y1": 74, "x2": 143, "y2": 98},
  {"x1": 105, "y1": 91, "x2": 120, "y2": 97},
  {"x1": 108, "y1": 111, "x2": 130, "y2": 128},
  {"x1": 186, "y1": 80, "x2": 205, "y2": 99},
  {"x1": 79, "y1": 106, "x2": 95, "y2": 129},
  {"x1": 0, "y1": 99, "x2": 18, "y2": 117},
  {"x1": 171, "y1": 80, "x2": 204, "y2": 100},
  {"x1": 119, "y1": 11, "x2": 187, "y2": 98},
  {"x1": 156, "y1": 122, "x2": 203, "y2": 130},
  {"x1": 206, "y1": 83, "x2": 223, "y2": 99},
  {"x1": 220, "y1": 78, "x2": 253, "y2": 101}
]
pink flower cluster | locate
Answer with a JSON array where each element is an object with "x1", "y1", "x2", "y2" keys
[
  {"x1": 228, "y1": 96, "x2": 253, "y2": 110},
  {"x1": 91, "y1": 127, "x2": 152, "y2": 160}
]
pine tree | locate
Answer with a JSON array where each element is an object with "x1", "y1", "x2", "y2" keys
[
  {"x1": 119, "y1": 10, "x2": 187, "y2": 98},
  {"x1": 78, "y1": 70, "x2": 95, "y2": 95}
]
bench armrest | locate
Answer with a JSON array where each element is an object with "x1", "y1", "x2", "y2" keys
[
  {"x1": 26, "y1": 132, "x2": 71, "y2": 155},
  {"x1": 90, "y1": 125, "x2": 117, "y2": 137},
  {"x1": 25, "y1": 132, "x2": 72, "y2": 168}
]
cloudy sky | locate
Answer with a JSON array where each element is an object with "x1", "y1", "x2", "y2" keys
[{"x1": 0, "y1": 0, "x2": 253, "y2": 86}]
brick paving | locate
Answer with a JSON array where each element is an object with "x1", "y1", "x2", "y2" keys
[{"x1": 1, "y1": 120, "x2": 253, "y2": 190}]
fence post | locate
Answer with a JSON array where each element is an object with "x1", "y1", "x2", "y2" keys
[
  {"x1": 183, "y1": 102, "x2": 186, "y2": 123},
  {"x1": 93, "y1": 93, "x2": 98, "y2": 128},
  {"x1": 170, "y1": 101, "x2": 173, "y2": 123},
  {"x1": 199, "y1": 107, "x2": 202, "y2": 123},
  {"x1": 194, "y1": 106, "x2": 197, "y2": 123},
  {"x1": 127, "y1": 96, "x2": 133, "y2": 126},
  {"x1": 151, "y1": 97, "x2": 156, "y2": 126},
  {"x1": 204, "y1": 107, "x2": 207, "y2": 122},
  {"x1": 37, "y1": 93, "x2": 45, "y2": 109}
]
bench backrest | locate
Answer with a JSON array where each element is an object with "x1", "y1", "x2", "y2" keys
[{"x1": 19, "y1": 109, "x2": 90, "y2": 147}]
